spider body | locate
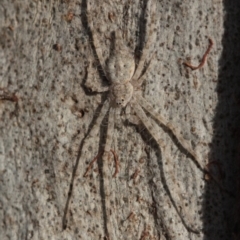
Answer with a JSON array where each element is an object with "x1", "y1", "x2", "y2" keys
[
  {"x1": 76, "y1": 0, "x2": 214, "y2": 237},
  {"x1": 85, "y1": 0, "x2": 204, "y2": 173}
]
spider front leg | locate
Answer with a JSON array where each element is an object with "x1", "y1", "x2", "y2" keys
[
  {"x1": 87, "y1": 1, "x2": 107, "y2": 75},
  {"x1": 85, "y1": 61, "x2": 109, "y2": 93}
]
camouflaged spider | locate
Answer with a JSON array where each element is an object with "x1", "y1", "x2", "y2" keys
[{"x1": 82, "y1": 0, "x2": 212, "y2": 178}]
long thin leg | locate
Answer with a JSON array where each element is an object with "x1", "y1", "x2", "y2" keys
[
  {"x1": 103, "y1": 108, "x2": 118, "y2": 177},
  {"x1": 85, "y1": 61, "x2": 109, "y2": 93},
  {"x1": 84, "y1": 106, "x2": 115, "y2": 179},
  {"x1": 132, "y1": 51, "x2": 156, "y2": 89},
  {"x1": 138, "y1": 96, "x2": 234, "y2": 196},
  {"x1": 133, "y1": 102, "x2": 167, "y2": 155},
  {"x1": 87, "y1": 1, "x2": 107, "y2": 74},
  {"x1": 101, "y1": 107, "x2": 116, "y2": 239},
  {"x1": 89, "y1": 101, "x2": 110, "y2": 138},
  {"x1": 104, "y1": 107, "x2": 115, "y2": 152},
  {"x1": 77, "y1": 100, "x2": 110, "y2": 177},
  {"x1": 125, "y1": 103, "x2": 141, "y2": 125},
  {"x1": 132, "y1": 102, "x2": 200, "y2": 233},
  {"x1": 132, "y1": 0, "x2": 156, "y2": 84},
  {"x1": 136, "y1": 95, "x2": 204, "y2": 169},
  {"x1": 101, "y1": 106, "x2": 123, "y2": 178},
  {"x1": 115, "y1": 107, "x2": 121, "y2": 124}
]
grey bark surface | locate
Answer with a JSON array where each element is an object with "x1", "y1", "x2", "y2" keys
[{"x1": 0, "y1": 0, "x2": 239, "y2": 240}]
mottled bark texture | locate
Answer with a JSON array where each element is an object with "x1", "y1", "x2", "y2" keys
[{"x1": 0, "y1": 0, "x2": 239, "y2": 240}]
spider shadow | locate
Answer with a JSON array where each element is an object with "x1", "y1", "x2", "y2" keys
[
  {"x1": 61, "y1": 93, "x2": 109, "y2": 231},
  {"x1": 125, "y1": 119, "x2": 201, "y2": 234},
  {"x1": 62, "y1": 0, "x2": 119, "y2": 235},
  {"x1": 135, "y1": 0, "x2": 150, "y2": 61}
]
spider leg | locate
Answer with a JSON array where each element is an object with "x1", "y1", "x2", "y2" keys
[
  {"x1": 115, "y1": 107, "x2": 121, "y2": 123},
  {"x1": 125, "y1": 104, "x2": 131, "y2": 121},
  {"x1": 136, "y1": 95, "x2": 204, "y2": 170},
  {"x1": 85, "y1": 61, "x2": 109, "y2": 93},
  {"x1": 81, "y1": 100, "x2": 110, "y2": 176},
  {"x1": 132, "y1": 51, "x2": 156, "y2": 89},
  {"x1": 87, "y1": 1, "x2": 107, "y2": 75},
  {"x1": 104, "y1": 107, "x2": 115, "y2": 153},
  {"x1": 102, "y1": 107, "x2": 119, "y2": 177},
  {"x1": 125, "y1": 104, "x2": 141, "y2": 125},
  {"x1": 100, "y1": 107, "x2": 119, "y2": 238},
  {"x1": 132, "y1": 0, "x2": 157, "y2": 84},
  {"x1": 132, "y1": 101, "x2": 201, "y2": 234},
  {"x1": 135, "y1": 96, "x2": 235, "y2": 198},
  {"x1": 83, "y1": 104, "x2": 119, "y2": 178},
  {"x1": 132, "y1": 102, "x2": 168, "y2": 161}
]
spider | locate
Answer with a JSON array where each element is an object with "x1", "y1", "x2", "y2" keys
[
  {"x1": 63, "y1": 0, "x2": 216, "y2": 237},
  {"x1": 82, "y1": 0, "x2": 211, "y2": 178}
]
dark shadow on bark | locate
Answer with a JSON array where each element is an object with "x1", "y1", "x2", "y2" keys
[
  {"x1": 61, "y1": 94, "x2": 108, "y2": 230},
  {"x1": 203, "y1": 1, "x2": 240, "y2": 239},
  {"x1": 129, "y1": 121, "x2": 201, "y2": 236},
  {"x1": 62, "y1": 1, "x2": 109, "y2": 237},
  {"x1": 61, "y1": 1, "x2": 110, "y2": 230}
]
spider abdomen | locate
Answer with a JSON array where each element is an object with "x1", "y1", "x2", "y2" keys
[{"x1": 107, "y1": 48, "x2": 135, "y2": 84}]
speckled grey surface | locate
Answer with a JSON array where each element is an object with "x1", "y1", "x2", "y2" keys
[{"x1": 0, "y1": 0, "x2": 239, "y2": 239}]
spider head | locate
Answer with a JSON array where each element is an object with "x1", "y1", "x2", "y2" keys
[{"x1": 110, "y1": 82, "x2": 133, "y2": 108}]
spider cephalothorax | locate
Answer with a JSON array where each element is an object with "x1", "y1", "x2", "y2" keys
[{"x1": 110, "y1": 82, "x2": 133, "y2": 107}]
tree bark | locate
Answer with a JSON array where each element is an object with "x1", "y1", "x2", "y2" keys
[{"x1": 0, "y1": 0, "x2": 239, "y2": 239}]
